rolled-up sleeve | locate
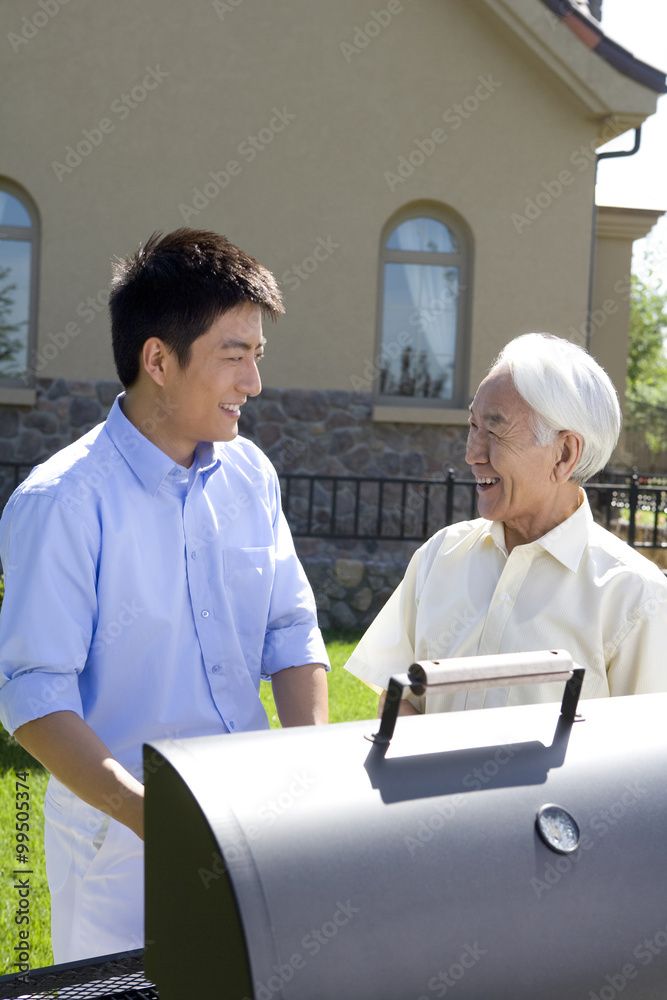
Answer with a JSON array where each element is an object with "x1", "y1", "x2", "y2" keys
[
  {"x1": 344, "y1": 547, "x2": 421, "y2": 693},
  {"x1": 0, "y1": 492, "x2": 98, "y2": 734},
  {"x1": 261, "y1": 478, "x2": 329, "y2": 678}
]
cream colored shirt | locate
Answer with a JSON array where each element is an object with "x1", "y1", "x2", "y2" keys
[{"x1": 345, "y1": 494, "x2": 667, "y2": 712}]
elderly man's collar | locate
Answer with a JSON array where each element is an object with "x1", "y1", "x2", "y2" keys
[{"x1": 487, "y1": 489, "x2": 590, "y2": 571}]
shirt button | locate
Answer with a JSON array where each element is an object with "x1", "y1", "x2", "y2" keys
[
  {"x1": 191, "y1": 551, "x2": 197, "y2": 559},
  {"x1": 211, "y1": 665, "x2": 220, "y2": 674},
  {"x1": 502, "y1": 594, "x2": 510, "y2": 603},
  {"x1": 201, "y1": 610, "x2": 210, "y2": 618},
  {"x1": 228, "y1": 721, "x2": 235, "y2": 731}
]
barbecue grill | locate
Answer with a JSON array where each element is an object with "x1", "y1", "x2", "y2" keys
[
  {"x1": 2, "y1": 650, "x2": 666, "y2": 1000},
  {"x1": 142, "y1": 650, "x2": 667, "y2": 1000}
]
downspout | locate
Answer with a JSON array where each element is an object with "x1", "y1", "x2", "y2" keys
[{"x1": 585, "y1": 125, "x2": 642, "y2": 352}]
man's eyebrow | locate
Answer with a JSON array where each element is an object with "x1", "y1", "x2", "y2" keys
[
  {"x1": 220, "y1": 336, "x2": 267, "y2": 350},
  {"x1": 468, "y1": 403, "x2": 508, "y2": 425}
]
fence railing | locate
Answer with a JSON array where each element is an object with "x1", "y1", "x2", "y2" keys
[
  {"x1": 279, "y1": 469, "x2": 667, "y2": 549},
  {"x1": 0, "y1": 463, "x2": 39, "y2": 511},
  {"x1": 0, "y1": 462, "x2": 664, "y2": 550}
]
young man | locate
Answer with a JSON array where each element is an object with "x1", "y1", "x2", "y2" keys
[{"x1": 0, "y1": 229, "x2": 329, "y2": 963}]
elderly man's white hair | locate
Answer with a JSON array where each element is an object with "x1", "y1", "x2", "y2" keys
[{"x1": 490, "y1": 333, "x2": 621, "y2": 484}]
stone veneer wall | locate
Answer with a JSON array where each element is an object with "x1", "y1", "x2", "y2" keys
[
  {"x1": 241, "y1": 388, "x2": 471, "y2": 629},
  {"x1": 0, "y1": 378, "x2": 472, "y2": 630},
  {"x1": 0, "y1": 378, "x2": 122, "y2": 468}
]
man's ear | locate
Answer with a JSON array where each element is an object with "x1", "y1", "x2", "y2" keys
[
  {"x1": 552, "y1": 431, "x2": 583, "y2": 483},
  {"x1": 141, "y1": 338, "x2": 169, "y2": 387}
]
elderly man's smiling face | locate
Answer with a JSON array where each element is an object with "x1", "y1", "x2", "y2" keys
[{"x1": 466, "y1": 369, "x2": 580, "y2": 551}]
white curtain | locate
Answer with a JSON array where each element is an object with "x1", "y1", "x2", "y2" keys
[{"x1": 389, "y1": 221, "x2": 458, "y2": 397}]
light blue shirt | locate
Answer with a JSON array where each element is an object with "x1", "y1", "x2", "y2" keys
[{"x1": 0, "y1": 395, "x2": 328, "y2": 779}]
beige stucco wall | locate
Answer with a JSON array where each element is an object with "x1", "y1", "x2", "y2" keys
[
  {"x1": 590, "y1": 224, "x2": 635, "y2": 395},
  {"x1": 590, "y1": 207, "x2": 664, "y2": 442},
  {"x1": 0, "y1": 0, "x2": 660, "y2": 406}
]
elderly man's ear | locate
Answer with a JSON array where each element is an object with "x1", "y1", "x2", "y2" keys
[{"x1": 552, "y1": 431, "x2": 583, "y2": 483}]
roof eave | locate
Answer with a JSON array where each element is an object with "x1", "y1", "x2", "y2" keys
[{"x1": 539, "y1": 0, "x2": 667, "y2": 93}]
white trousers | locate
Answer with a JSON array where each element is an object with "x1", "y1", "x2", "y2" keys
[{"x1": 44, "y1": 777, "x2": 144, "y2": 964}]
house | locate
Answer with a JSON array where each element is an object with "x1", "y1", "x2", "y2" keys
[{"x1": 0, "y1": 0, "x2": 664, "y2": 622}]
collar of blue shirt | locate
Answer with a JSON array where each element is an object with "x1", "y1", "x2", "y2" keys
[{"x1": 105, "y1": 394, "x2": 220, "y2": 496}]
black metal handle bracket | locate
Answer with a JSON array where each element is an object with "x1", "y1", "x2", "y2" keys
[{"x1": 367, "y1": 651, "x2": 585, "y2": 746}]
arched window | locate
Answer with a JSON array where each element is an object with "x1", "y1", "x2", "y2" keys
[
  {"x1": 0, "y1": 183, "x2": 39, "y2": 384},
  {"x1": 377, "y1": 208, "x2": 470, "y2": 409}
]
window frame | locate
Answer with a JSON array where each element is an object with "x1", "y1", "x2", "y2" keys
[
  {"x1": 0, "y1": 180, "x2": 40, "y2": 390},
  {"x1": 374, "y1": 203, "x2": 472, "y2": 412}
]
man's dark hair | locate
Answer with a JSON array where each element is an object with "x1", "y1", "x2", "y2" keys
[{"x1": 109, "y1": 228, "x2": 284, "y2": 387}]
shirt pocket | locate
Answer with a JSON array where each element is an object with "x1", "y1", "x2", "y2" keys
[{"x1": 223, "y1": 546, "x2": 275, "y2": 636}]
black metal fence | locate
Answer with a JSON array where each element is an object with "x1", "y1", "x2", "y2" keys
[
  {"x1": 279, "y1": 469, "x2": 667, "y2": 550},
  {"x1": 0, "y1": 462, "x2": 37, "y2": 510},
  {"x1": 0, "y1": 462, "x2": 665, "y2": 550}
]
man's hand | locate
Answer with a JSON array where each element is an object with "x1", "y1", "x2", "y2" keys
[
  {"x1": 272, "y1": 663, "x2": 328, "y2": 726},
  {"x1": 377, "y1": 690, "x2": 421, "y2": 718},
  {"x1": 14, "y1": 711, "x2": 145, "y2": 840}
]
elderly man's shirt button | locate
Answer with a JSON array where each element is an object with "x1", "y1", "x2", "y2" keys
[
  {"x1": 502, "y1": 594, "x2": 510, "y2": 602},
  {"x1": 201, "y1": 609, "x2": 210, "y2": 618},
  {"x1": 211, "y1": 664, "x2": 220, "y2": 673}
]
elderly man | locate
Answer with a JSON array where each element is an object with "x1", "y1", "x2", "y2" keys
[{"x1": 345, "y1": 333, "x2": 667, "y2": 714}]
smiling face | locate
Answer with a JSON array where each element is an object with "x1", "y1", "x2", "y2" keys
[
  {"x1": 125, "y1": 301, "x2": 266, "y2": 467},
  {"x1": 165, "y1": 303, "x2": 265, "y2": 446},
  {"x1": 466, "y1": 369, "x2": 580, "y2": 550},
  {"x1": 165, "y1": 302, "x2": 265, "y2": 455}
]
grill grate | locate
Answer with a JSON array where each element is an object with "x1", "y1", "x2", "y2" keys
[{"x1": 0, "y1": 951, "x2": 158, "y2": 1000}]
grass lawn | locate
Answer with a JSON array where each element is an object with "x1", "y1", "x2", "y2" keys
[{"x1": 0, "y1": 629, "x2": 372, "y2": 976}]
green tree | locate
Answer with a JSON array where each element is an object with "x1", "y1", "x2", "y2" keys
[{"x1": 625, "y1": 266, "x2": 667, "y2": 455}]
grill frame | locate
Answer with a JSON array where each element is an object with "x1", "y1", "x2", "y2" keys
[{"x1": 0, "y1": 950, "x2": 157, "y2": 1000}]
